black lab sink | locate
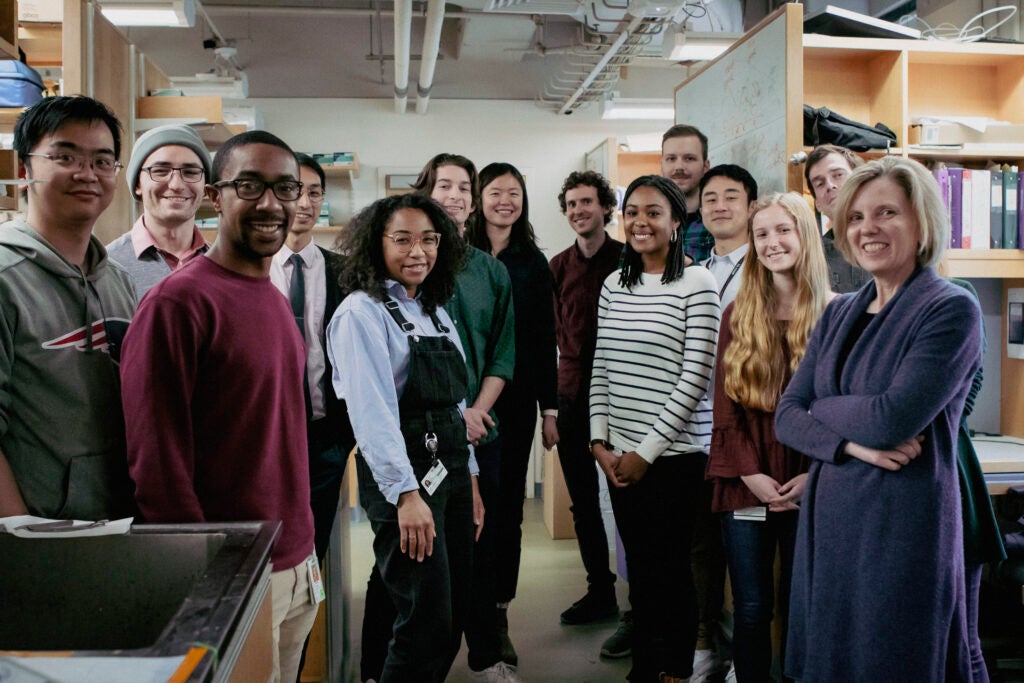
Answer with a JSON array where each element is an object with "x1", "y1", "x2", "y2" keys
[{"x1": 0, "y1": 521, "x2": 278, "y2": 680}]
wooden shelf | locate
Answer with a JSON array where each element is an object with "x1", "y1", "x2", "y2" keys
[
  {"x1": 18, "y1": 22, "x2": 60, "y2": 66},
  {"x1": 0, "y1": 36, "x2": 15, "y2": 60},
  {"x1": 0, "y1": 106, "x2": 22, "y2": 132},
  {"x1": 137, "y1": 96, "x2": 249, "y2": 149},
  {"x1": 322, "y1": 155, "x2": 360, "y2": 180},
  {"x1": 945, "y1": 249, "x2": 1024, "y2": 279}
]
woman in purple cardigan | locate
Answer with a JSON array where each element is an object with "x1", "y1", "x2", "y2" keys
[{"x1": 775, "y1": 156, "x2": 982, "y2": 682}]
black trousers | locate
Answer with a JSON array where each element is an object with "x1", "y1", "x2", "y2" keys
[
  {"x1": 493, "y1": 392, "x2": 538, "y2": 603},
  {"x1": 556, "y1": 394, "x2": 616, "y2": 595},
  {"x1": 356, "y1": 451, "x2": 474, "y2": 683},
  {"x1": 608, "y1": 454, "x2": 704, "y2": 682},
  {"x1": 360, "y1": 438, "x2": 503, "y2": 679},
  {"x1": 308, "y1": 416, "x2": 354, "y2": 562}
]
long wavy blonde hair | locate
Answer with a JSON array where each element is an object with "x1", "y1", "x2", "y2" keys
[{"x1": 723, "y1": 192, "x2": 832, "y2": 411}]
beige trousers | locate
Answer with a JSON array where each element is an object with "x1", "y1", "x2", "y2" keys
[{"x1": 270, "y1": 553, "x2": 319, "y2": 683}]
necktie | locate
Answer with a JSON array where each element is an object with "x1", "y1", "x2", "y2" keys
[
  {"x1": 288, "y1": 253, "x2": 306, "y2": 339},
  {"x1": 288, "y1": 253, "x2": 312, "y2": 419}
]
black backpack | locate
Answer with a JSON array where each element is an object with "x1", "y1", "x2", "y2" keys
[{"x1": 803, "y1": 105, "x2": 897, "y2": 152}]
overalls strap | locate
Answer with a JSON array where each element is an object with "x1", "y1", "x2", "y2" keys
[{"x1": 384, "y1": 297, "x2": 449, "y2": 335}]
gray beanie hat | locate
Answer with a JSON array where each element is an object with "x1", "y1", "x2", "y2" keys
[{"x1": 126, "y1": 124, "x2": 213, "y2": 199}]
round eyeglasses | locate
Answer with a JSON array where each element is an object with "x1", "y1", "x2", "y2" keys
[
  {"x1": 212, "y1": 178, "x2": 303, "y2": 202},
  {"x1": 383, "y1": 232, "x2": 442, "y2": 254},
  {"x1": 142, "y1": 165, "x2": 205, "y2": 183}
]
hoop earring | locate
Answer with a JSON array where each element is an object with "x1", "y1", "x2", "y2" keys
[{"x1": 670, "y1": 229, "x2": 678, "y2": 243}]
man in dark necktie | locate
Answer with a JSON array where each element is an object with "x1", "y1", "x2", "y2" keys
[{"x1": 270, "y1": 152, "x2": 355, "y2": 563}]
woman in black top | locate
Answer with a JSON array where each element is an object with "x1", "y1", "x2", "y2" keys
[{"x1": 466, "y1": 162, "x2": 559, "y2": 666}]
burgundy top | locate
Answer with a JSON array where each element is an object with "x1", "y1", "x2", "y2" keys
[
  {"x1": 122, "y1": 256, "x2": 314, "y2": 570},
  {"x1": 707, "y1": 303, "x2": 810, "y2": 512},
  {"x1": 550, "y1": 234, "x2": 623, "y2": 400}
]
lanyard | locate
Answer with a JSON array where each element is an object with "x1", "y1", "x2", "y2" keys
[{"x1": 704, "y1": 255, "x2": 745, "y2": 298}]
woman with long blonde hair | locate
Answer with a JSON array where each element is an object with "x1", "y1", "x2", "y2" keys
[{"x1": 707, "y1": 192, "x2": 832, "y2": 682}]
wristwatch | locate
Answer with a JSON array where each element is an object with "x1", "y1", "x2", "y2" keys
[{"x1": 589, "y1": 439, "x2": 611, "y2": 453}]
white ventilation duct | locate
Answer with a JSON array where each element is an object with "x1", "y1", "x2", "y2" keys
[
  {"x1": 394, "y1": 0, "x2": 413, "y2": 114},
  {"x1": 416, "y1": 0, "x2": 445, "y2": 114}
]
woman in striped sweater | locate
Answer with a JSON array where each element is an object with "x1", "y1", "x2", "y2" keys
[{"x1": 589, "y1": 174, "x2": 720, "y2": 683}]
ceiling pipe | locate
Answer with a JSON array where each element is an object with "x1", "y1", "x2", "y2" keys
[
  {"x1": 557, "y1": 15, "x2": 642, "y2": 115},
  {"x1": 201, "y1": 4, "x2": 532, "y2": 20},
  {"x1": 394, "y1": 0, "x2": 413, "y2": 113},
  {"x1": 415, "y1": 0, "x2": 445, "y2": 114}
]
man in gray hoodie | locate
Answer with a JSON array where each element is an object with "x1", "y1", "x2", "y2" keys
[{"x1": 0, "y1": 96, "x2": 138, "y2": 520}]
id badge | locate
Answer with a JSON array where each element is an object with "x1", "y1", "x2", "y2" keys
[
  {"x1": 306, "y1": 556, "x2": 326, "y2": 605},
  {"x1": 421, "y1": 459, "x2": 448, "y2": 496},
  {"x1": 733, "y1": 506, "x2": 767, "y2": 522}
]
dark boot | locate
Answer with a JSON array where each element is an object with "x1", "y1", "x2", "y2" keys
[{"x1": 496, "y1": 605, "x2": 518, "y2": 666}]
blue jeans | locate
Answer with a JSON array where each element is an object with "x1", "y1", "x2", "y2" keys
[{"x1": 721, "y1": 510, "x2": 799, "y2": 683}]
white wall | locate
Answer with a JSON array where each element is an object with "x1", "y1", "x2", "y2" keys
[{"x1": 251, "y1": 97, "x2": 670, "y2": 257}]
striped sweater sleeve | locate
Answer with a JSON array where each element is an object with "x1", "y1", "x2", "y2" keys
[{"x1": 588, "y1": 279, "x2": 613, "y2": 442}]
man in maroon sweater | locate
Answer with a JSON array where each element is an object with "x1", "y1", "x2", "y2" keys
[
  {"x1": 550, "y1": 170, "x2": 624, "y2": 631},
  {"x1": 121, "y1": 130, "x2": 317, "y2": 683}
]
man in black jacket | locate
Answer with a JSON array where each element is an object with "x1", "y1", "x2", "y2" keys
[{"x1": 270, "y1": 152, "x2": 355, "y2": 562}]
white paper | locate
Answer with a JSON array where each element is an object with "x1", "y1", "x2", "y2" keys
[{"x1": 0, "y1": 515, "x2": 133, "y2": 539}]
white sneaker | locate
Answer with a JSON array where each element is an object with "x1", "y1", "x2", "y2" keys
[
  {"x1": 469, "y1": 661, "x2": 524, "y2": 682},
  {"x1": 690, "y1": 649, "x2": 724, "y2": 683}
]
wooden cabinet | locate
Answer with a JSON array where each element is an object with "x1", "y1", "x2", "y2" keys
[
  {"x1": 0, "y1": 0, "x2": 17, "y2": 59},
  {"x1": 0, "y1": 2, "x2": 17, "y2": 212}
]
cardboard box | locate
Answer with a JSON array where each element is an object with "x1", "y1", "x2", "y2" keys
[
  {"x1": 910, "y1": 122, "x2": 1024, "y2": 146},
  {"x1": 543, "y1": 447, "x2": 576, "y2": 540},
  {"x1": 18, "y1": 0, "x2": 62, "y2": 23}
]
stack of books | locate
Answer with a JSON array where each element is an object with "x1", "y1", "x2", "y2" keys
[{"x1": 934, "y1": 167, "x2": 1022, "y2": 250}]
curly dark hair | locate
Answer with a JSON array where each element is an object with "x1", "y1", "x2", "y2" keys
[
  {"x1": 619, "y1": 175, "x2": 689, "y2": 290},
  {"x1": 466, "y1": 162, "x2": 540, "y2": 255},
  {"x1": 336, "y1": 194, "x2": 466, "y2": 314},
  {"x1": 557, "y1": 170, "x2": 617, "y2": 225}
]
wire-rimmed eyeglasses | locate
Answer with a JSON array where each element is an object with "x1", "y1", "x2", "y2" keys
[
  {"x1": 26, "y1": 152, "x2": 122, "y2": 177},
  {"x1": 383, "y1": 232, "x2": 442, "y2": 253}
]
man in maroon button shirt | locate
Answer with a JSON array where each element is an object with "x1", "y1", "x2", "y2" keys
[{"x1": 550, "y1": 170, "x2": 624, "y2": 630}]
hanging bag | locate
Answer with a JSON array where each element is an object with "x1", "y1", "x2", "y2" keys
[{"x1": 803, "y1": 105, "x2": 897, "y2": 152}]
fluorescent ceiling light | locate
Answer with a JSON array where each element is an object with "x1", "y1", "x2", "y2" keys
[
  {"x1": 661, "y1": 26, "x2": 742, "y2": 62},
  {"x1": 99, "y1": 0, "x2": 196, "y2": 27},
  {"x1": 601, "y1": 96, "x2": 674, "y2": 121}
]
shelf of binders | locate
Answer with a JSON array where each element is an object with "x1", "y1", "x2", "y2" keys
[
  {"x1": 945, "y1": 249, "x2": 1024, "y2": 279},
  {"x1": 933, "y1": 166, "x2": 1024, "y2": 256}
]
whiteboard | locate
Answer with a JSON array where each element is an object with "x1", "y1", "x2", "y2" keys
[{"x1": 674, "y1": 11, "x2": 789, "y2": 195}]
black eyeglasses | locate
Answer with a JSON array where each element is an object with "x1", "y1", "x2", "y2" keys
[
  {"x1": 212, "y1": 178, "x2": 303, "y2": 202},
  {"x1": 142, "y1": 165, "x2": 205, "y2": 183},
  {"x1": 26, "y1": 152, "x2": 121, "y2": 177}
]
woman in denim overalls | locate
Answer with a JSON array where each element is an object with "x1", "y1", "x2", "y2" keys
[{"x1": 327, "y1": 194, "x2": 481, "y2": 682}]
